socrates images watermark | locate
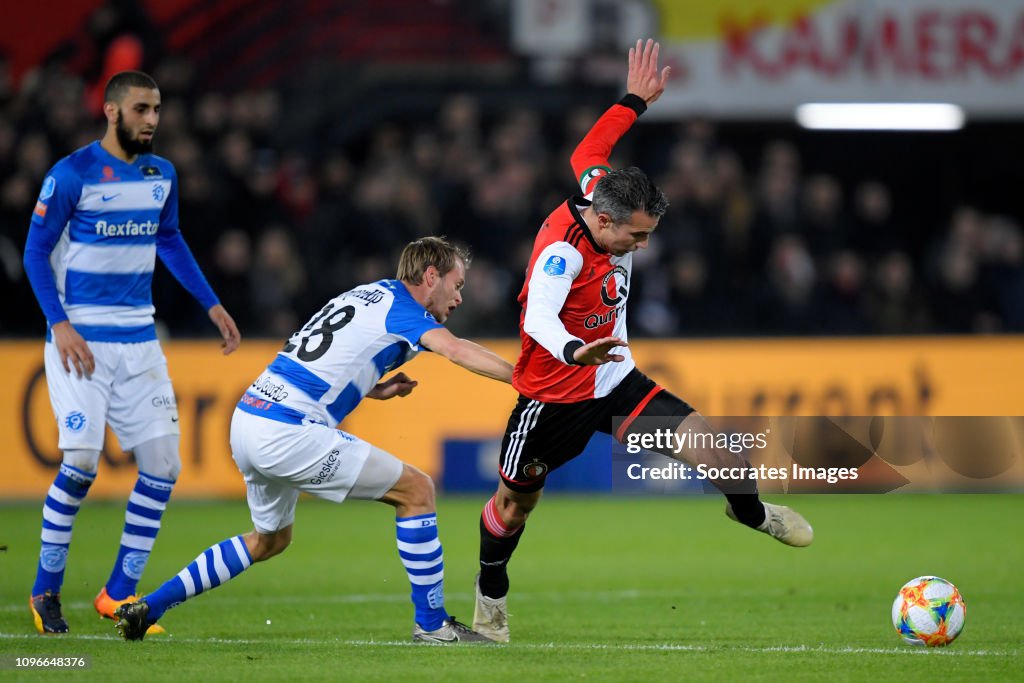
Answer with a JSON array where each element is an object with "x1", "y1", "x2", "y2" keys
[
  {"x1": 610, "y1": 416, "x2": 1024, "y2": 494},
  {"x1": 621, "y1": 426, "x2": 860, "y2": 484}
]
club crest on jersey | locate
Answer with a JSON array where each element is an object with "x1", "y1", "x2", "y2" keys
[
  {"x1": 543, "y1": 255, "x2": 566, "y2": 276},
  {"x1": 39, "y1": 176, "x2": 56, "y2": 200},
  {"x1": 152, "y1": 183, "x2": 166, "y2": 201}
]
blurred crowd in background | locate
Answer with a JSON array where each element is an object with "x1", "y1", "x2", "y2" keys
[{"x1": 1, "y1": 11, "x2": 1022, "y2": 340}]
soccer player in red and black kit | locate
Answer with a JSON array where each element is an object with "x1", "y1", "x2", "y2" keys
[{"x1": 471, "y1": 40, "x2": 813, "y2": 643}]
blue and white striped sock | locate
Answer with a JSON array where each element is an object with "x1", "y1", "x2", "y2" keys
[
  {"x1": 104, "y1": 472, "x2": 174, "y2": 600},
  {"x1": 32, "y1": 464, "x2": 95, "y2": 596},
  {"x1": 396, "y1": 513, "x2": 448, "y2": 631},
  {"x1": 144, "y1": 535, "x2": 253, "y2": 622}
]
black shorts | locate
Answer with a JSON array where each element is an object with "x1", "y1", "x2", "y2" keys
[{"x1": 498, "y1": 368, "x2": 694, "y2": 492}]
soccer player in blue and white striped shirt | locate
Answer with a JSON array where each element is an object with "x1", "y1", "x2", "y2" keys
[
  {"x1": 23, "y1": 71, "x2": 240, "y2": 635},
  {"x1": 114, "y1": 237, "x2": 510, "y2": 644}
]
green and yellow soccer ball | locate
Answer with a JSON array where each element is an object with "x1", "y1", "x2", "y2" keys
[{"x1": 891, "y1": 576, "x2": 966, "y2": 646}]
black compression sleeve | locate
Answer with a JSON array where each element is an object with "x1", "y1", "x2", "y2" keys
[
  {"x1": 618, "y1": 94, "x2": 647, "y2": 117},
  {"x1": 563, "y1": 340, "x2": 585, "y2": 365}
]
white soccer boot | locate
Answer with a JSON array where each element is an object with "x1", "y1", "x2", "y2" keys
[
  {"x1": 726, "y1": 502, "x2": 814, "y2": 547},
  {"x1": 473, "y1": 574, "x2": 510, "y2": 643}
]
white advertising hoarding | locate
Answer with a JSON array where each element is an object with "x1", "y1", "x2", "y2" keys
[{"x1": 651, "y1": 0, "x2": 1024, "y2": 119}]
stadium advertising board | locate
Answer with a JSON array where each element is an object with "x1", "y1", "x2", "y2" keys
[
  {"x1": 3, "y1": 337, "x2": 1024, "y2": 499},
  {"x1": 644, "y1": 0, "x2": 1024, "y2": 118}
]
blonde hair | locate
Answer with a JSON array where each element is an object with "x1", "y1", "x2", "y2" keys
[{"x1": 396, "y1": 236, "x2": 470, "y2": 285}]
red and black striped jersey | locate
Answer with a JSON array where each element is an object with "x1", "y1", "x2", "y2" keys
[{"x1": 513, "y1": 96, "x2": 647, "y2": 402}]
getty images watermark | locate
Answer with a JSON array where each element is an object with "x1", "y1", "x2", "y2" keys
[
  {"x1": 623, "y1": 426, "x2": 859, "y2": 485},
  {"x1": 611, "y1": 416, "x2": 1024, "y2": 494}
]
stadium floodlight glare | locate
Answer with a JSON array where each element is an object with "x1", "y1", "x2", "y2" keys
[{"x1": 795, "y1": 103, "x2": 965, "y2": 131}]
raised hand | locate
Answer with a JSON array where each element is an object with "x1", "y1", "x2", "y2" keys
[
  {"x1": 572, "y1": 336, "x2": 629, "y2": 366},
  {"x1": 626, "y1": 38, "x2": 671, "y2": 105}
]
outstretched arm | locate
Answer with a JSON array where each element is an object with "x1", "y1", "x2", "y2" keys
[
  {"x1": 571, "y1": 39, "x2": 671, "y2": 194},
  {"x1": 419, "y1": 327, "x2": 513, "y2": 384}
]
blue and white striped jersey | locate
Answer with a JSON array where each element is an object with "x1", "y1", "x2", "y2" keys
[
  {"x1": 23, "y1": 141, "x2": 218, "y2": 342},
  {"x1": 237, "y1": 279, "x2": 444, "y2": 427}
]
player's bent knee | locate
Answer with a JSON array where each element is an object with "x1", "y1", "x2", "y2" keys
[
  {"x1": 382, "y1": 464, "x2": 436, "y2": 514},
  {"x1": 62, "y1": 449, "x2": 101, "y2": 475},
  {"x1": 403, "y1": 465, "x2": 436, "y2": 512},
  {"x1": 245, "y1": 527, "x2": 292, "y2": 562},
  {"x1": 496, "y1": 485, "x2": 541, "y2": 526},
  {"x1": 132, "y1": 435, "x2": 181, "y2": 481},
  {"x1": 503, "y1": 501, "x2": 532, "y2": 527}
]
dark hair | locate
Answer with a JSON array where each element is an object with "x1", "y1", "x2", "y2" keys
[
  {"x1": 591, "y1": 167, "x2": 669, "y2": 223},
  {"x1": 104, "y1": 71, "x2": 159, "y2": 104},
  {"x1": 397, "y1": 236, "x2": 471, "y2": 285}
]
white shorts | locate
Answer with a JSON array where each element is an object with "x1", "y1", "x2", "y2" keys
[
  {"x1": 229, "y1": 409, "x2": 405, "y2": 534},
  {"x1": 44, "y1": 340, "x2": 180, "y2": 452}
]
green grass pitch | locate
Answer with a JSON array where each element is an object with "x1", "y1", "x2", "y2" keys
[{"x1": 1, "y1": 494, "x2": 1021, "y2": 681}]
